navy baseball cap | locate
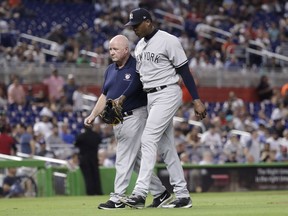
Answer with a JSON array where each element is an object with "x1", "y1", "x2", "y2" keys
[{"x1": 125, "y1": 8, "x2": 152, "y2": 27}]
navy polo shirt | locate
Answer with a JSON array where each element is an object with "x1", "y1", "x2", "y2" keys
[{"x1": 102, "y1": 55, "x2": 147, "y2": 112}]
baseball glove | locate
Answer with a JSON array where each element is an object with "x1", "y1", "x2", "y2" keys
[{"x1": 100, "y1": 99, "x2": 123, "y2": 125}]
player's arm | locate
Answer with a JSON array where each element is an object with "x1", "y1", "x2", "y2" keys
[
  {"x1": 85, "y1": 67, "x2": 110, "y2": 127},
  {"x1": 176, "y1": 63, "x2": 206, "y2": 120},
  {"x1": 115, "y1": 72, "x2": 142, "y2": 106},
  {"x1": 84, "y1": 93, "x2": 107, "y2": 127}
]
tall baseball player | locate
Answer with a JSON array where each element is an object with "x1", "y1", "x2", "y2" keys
[
  {"x1": 84, "y1": 35, "x2": 172, "y2": 210},
  {"x1": 118, "y1": 8, "x2": 206, "y2": 208}
]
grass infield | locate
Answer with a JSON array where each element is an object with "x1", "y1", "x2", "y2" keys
[{"x1": 0, "y1": 191, "x2": 287, "y2": 216}]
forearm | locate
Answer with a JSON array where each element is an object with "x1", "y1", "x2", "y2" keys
[{"x1": 90, "y1": 94, "x2": 107, "y2": 117}]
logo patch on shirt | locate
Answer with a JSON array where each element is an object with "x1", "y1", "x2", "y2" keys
[{"x1": 124, "y1": 73, "x2": 131, "y2": 80}]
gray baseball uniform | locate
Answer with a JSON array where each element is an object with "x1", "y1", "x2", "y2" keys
[
  {"x1": 102, "y1": 55, "x2": 167, "y2": 203},
  {"x1": 110, "y1": 106, "x2": 167, "y2": 202},
  {"x1": 133, "y1": 30, "x2": 190, "y2": 198}
]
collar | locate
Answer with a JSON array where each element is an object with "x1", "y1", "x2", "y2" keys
[
  {"x1": 115, "y1": 55, "x2": 133, "y2": 69},
  {"x1": 144, "y1": 29, "x2": 158, "y2": 42}
]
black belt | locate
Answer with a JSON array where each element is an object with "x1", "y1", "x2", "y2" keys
[
  {"x1": 122, "y1": 110, "x2": 133, "y2": 117},
  {"x1": 144, "y1": 85, "x2": 167, "y2": 94}
]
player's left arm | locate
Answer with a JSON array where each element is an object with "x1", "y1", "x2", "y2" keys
[
  {"x1": 175, "y1": 63, "x2": 206, "y2": 120},
  {"x1": 114, "y1": 71, "x2": 142, "y2": 106},
  {"x1": 167, "y1": 36, "x2": 206, "y2": 120}
]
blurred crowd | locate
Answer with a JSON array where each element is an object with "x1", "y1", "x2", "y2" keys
[
  {"x1": 0, "y1": 69, "x2": 287, "y2": 167},
  {"x1": 0, "y1": 0, "x2": 288, "y2": 171},
  {"x1": 0, "y1": 0, "x2": 288, "y2": 70}
]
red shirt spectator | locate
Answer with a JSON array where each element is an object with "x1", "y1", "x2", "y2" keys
[{"x1": 0, "y1": 128, "x2": 16, "y2": 155}]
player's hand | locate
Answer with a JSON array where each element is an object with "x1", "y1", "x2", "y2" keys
[
  {"x1": 84, "y1": 115, "x2": 96, "y2": 128},
  {"x1": 193, "y1": 99, "x2": 206, "y2": 120},
  {"x1": 114, "y1": 95, "x2": 126, "y2": 107}
]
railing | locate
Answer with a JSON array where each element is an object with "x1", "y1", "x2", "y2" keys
[
  {"x1": 0, "y1": 62, "x2": 287, "y2": 88},
  {"x1": 195, "y1": 24, "x2": 288, "y2": 64},
  {"x1": 16, "y1": 152, "x2": 68, "y2": 166},
  {"x1": 18, "y1": 33, "x2": 104, "y2": 65},
  {"x1": 154, "y1": 9, "x2": 185, "y2": 30}
]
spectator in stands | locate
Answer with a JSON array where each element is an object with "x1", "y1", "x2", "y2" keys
[
  {"x1": 43, "y1": 68, "x2": 65, "y2": 103},
  {"x1": 99, "y1": 124, "x2": 114, "y2": 149},
  {"x1": 0, "y1": 1, "x2": 10, "y2": 18},
  {"x1": 98, "y1": 148, "x2": 114, "y2": 167},
  {"x1": 33, "y1": 107, "x2": 53, "y2": 145},
  {"x1": 281, "y1": 82, "x2": 288, "y2": 98},
  {"x1": 74, "y1": 24, "x2": 93, "y2": 50},
  {"x1": 18, "y1": 124, "x2": 35, "y2": 156},
  {"x1": 74, "y1": 125, "x2": 103, "y2": 195},
  {"x1": 223, "y1": 55, "x2": 243, "y2": 72},
  {"x1": 30, "y1": 43, "x2": 46, "y2": 65},
  {"x1": 7, "y1": 75, "x2": 25, "y2": 106},
  {"x1": 25, "y1": 85, "x2": 34, "y2": 107},
  {"x1": 0, "y1": 109, "x2": 10, "y2": 134},
  {"x1": 0, "y1": 85, "x2": 7, "y2": 108},
  {"x1": 63, "y1": 37, "x2": 79, "y2": 63},
  {"x1": 63, "y1": 74, "x2": 78, "y2": 106},
  {"x1": 223, "y1": 134, "x2": 244, "y2": 163},
  {"x1": 46, "y1": 24, "x2": 67, "y2": 44},
  {"x1": 242, "y1": 128, "x2": 261, "y2": 162},
  {"x1": 280, "y1": 129, "x2": 288, "y2": 147},
  {"x1": 223, "y1": 91, "x2": 244, "y2": 115},
  {"x1": 66, "y1": 152, "x2": 79, "y2": 171},
  {"x1": 174, "y1": 127, "x2": 188, "y2": 157},
  {"x1": 256, "y1": 75, "x2": 274, "y2": 102},
  {"x1": 59, "y1": 122, "x2": 75, "y2": 145},
  {"x1": 271, "y1": 102, "x2": 285, "y2": 123},
  {"x1": 72, "y1": 85, "x2": 86, "y2": 112},
  {"x1": 276, "y1": 145, "x2": 288, "y2": 162},
  {"x1": 1, "y1": 167, "x2": 24, "y2": 198},
  {"x1": 0, "y1": 124, "x2": 16, "y2": 155},
  {"x1": 200, "y1": 124, "x2": 222, "y2": 157},
  {"x1": 46, "y1": 124, "x2": 65, "y2": 146},
  {"x1": 266, "y1": 129, "x2": 281, "y2": 153},
  {"x1": 186, "y1": 126, "x2": 203, "y2": 164},
  {"x1": 264, "y1": 57, "x2": 282, "y2": 73},
  {"x1": 36, "y1": 136, "x2": 56, "y2": 159}
]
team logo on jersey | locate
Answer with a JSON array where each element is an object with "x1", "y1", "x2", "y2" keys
[{"x1": 125, "y1": 73, "x2": 131, "y2": 80}]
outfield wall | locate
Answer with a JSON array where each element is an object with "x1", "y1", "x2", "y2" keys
[
  {"x1": 1, "y1": 160, "x2": 288, "y2": 196},
  {"x1": 155, "y1": 163, "x2": 288, "y2": 193}
]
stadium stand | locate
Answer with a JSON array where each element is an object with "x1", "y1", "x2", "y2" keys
[{"x1": 0, "y1": 0, "x2": 287, "y2": 168}]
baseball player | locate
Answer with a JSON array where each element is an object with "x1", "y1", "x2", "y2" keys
[
  {"x1": 84, "y1": 35, "x2": 172, "y2": 210},
  {"x1": 118, "y1": 8, "x2": 206, "y2": 208}
]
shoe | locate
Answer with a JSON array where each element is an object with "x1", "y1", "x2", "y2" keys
[
  {"x1": 162, "y1": 197, "x2": 192, "y2": 208},
  {"x1": 147, "y1": 190, "x2": 173, "y2": 208},
  {"x1": 98, "y1": 200, "x2": 125, "y2": 210},
  {"x1": 119, "y1": 194, "x2": 145, "y2": 209}
]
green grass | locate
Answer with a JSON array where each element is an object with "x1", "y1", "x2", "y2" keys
[{"x1": 0, "y1": 191, "x2": 288, "y2": 216}]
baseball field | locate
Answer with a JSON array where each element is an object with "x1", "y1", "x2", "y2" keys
[{"x1": 0, "y1": 191, "x2": 287, "y2": 216}]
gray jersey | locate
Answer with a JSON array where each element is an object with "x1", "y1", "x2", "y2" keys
[{"x1": 135, "y1": 30, "x2": 188, "y2": 89}]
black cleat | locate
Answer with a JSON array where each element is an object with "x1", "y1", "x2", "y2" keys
[
  {"x1": 162, "y1": 197, "x2": 192, "y2": 208},
  {"x1": 147, "y1": 190, "x2": 173, "y2": 208},
  {"x1": 119, "y1": 194, "x2": 146, "y2": 209},
  {"x1": 98, "y1": 200, "x2": 125, "y2": 210}
]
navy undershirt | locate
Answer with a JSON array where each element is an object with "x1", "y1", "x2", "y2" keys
[
  {"x1": 176, "y1": 63, "x2": 200, "y2": 100},
  {"x1": 102, "y1": 55, "x2": 147, "y2": 112}
]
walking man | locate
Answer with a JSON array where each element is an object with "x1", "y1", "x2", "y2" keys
[
  {"x1": 119, "y1": 8, "x2": 206, "y2": 208},
  {"x1": 84, "y1": 35, "x2": 172, "y2": 209}
]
